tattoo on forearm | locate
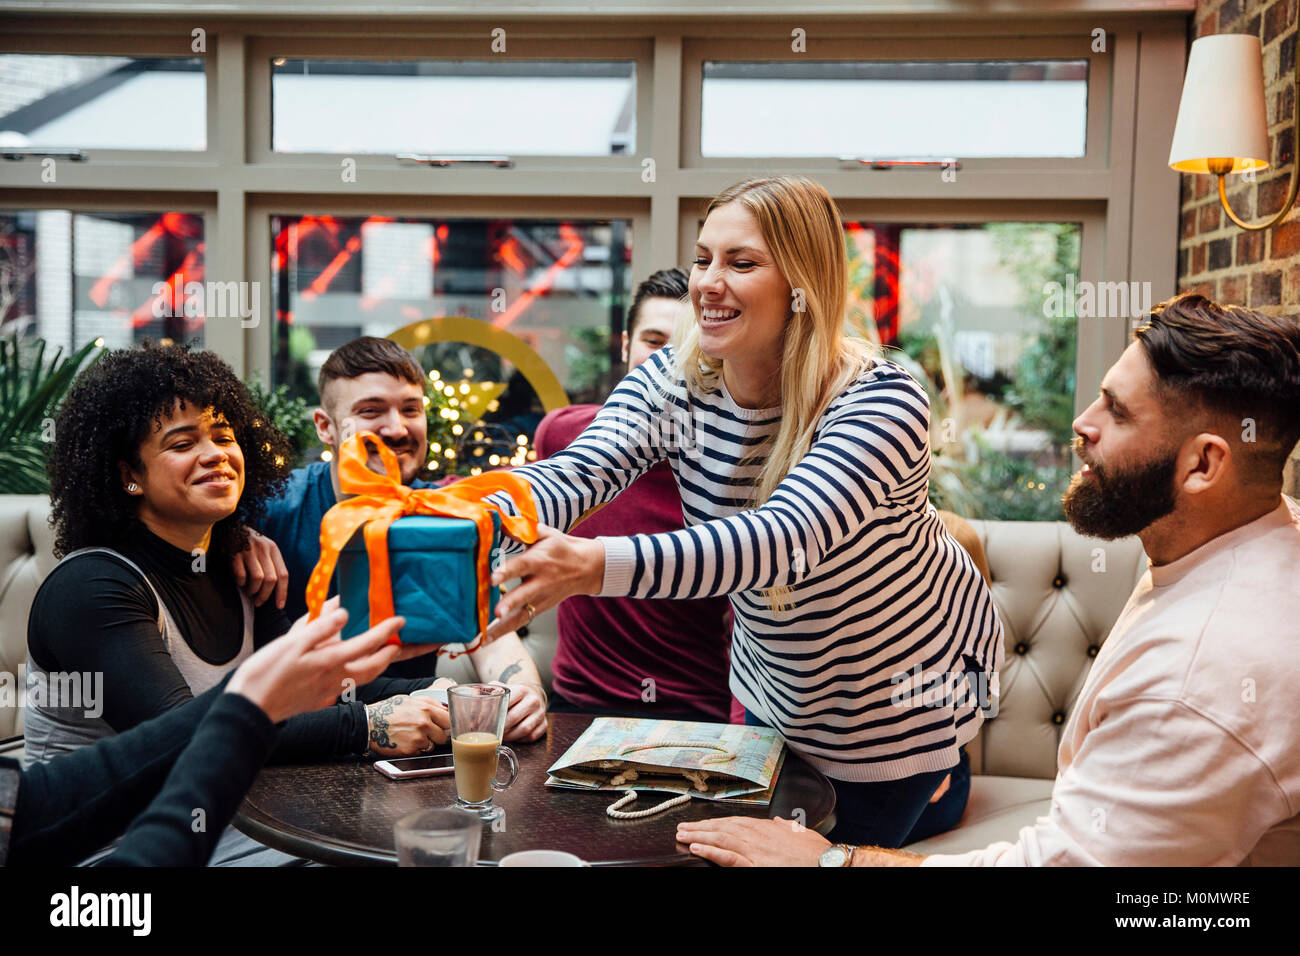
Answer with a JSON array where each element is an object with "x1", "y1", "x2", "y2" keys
[
  {"x1": 367, "y1": 695, "x2": 407, "y2": 750},
  {"x1": 498, "y1": 660, "x2": 524, "y2": 684}
]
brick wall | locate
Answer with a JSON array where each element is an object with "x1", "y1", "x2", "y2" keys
[{"x1": 1177, "y1": 0, "x2": 1300, "y2": 494}]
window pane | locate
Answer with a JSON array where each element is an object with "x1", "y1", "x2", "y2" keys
[
  {"x1": 270, "y1": 215, "x2": 631, "y2": 477},
  {"x1": 702, "y1": 61, "x2": 1087, "y2": 158},
  {"x1": 0, "y1": 55, "x2": 205, "y2": 151},
  {"x1": 271, "y1": 60, "x2": 636, "y2": 155},
  {"x1": 0, "y1": 210, "x2": 206, "y2": 350},
  {"x1": 845, "y1": 220, "x2": 1081, "y2": 520}
]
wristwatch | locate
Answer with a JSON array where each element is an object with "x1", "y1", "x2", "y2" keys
[{"x1": 818, "y1": 843, "x2": 856, "y2": 867}]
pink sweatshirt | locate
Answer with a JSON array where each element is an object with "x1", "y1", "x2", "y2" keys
[{"x1": 924, "y1": 496, "x2": 1300, "y2": 866}]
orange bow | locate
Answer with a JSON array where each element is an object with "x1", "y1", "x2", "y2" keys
[{"x1": 305, "y1": 432, "x2": 539, "y2": 656}]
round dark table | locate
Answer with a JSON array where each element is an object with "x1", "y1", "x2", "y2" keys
[{"x1": 234, "y1": 713, "x2": 836, "y2": 866}]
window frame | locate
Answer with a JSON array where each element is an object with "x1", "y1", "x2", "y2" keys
[
  {"x1": 244, "y1": 193, "x2": 650, "y2": 386},
  {"x1": 0, "y1": 33, "x2": 218, "y2": 163},
  {"x1": 246, "y1": 36, "x2": 654, "y2": 169},
  {"x1": 683, "y1": 35, "x2": 1111, "y2": 173},
  {"x1": 0, "y1": 9, "x2": 1184, "y2": 432},
  {"x1": 0, "y1": 196, "x2": 214, "y2": 351}
]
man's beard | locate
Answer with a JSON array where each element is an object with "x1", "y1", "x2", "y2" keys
[{"x1": 1062, "y1": 445, "x2": 1179, "y2": 539}]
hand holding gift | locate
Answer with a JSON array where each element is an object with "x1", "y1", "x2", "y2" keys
[
  {"x1": 305, "y1": 432, "x2": 540, "y2": 656},
  {"x1": 486, "y1": 525, "x2": 605, "y2": 641}
]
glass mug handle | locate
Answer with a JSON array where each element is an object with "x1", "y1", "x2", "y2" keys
[{"x1": 492, "y1": 745, "x2": 519, "y2": 793}]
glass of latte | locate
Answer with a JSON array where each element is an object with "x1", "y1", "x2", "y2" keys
[{"x1": 447, "y1": 684, "x2": 519, "y2": 824}]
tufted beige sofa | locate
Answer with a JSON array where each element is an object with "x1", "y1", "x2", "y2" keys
[
  {"x1": 0, "y1": 496, "x2": 60, "y2": 757},
  {"x1": 0, "y1": 495, "x2": 1147, "y2": 855},
  {"x1": 905, "y1": 518, "x2": 1147, "y2": 855}
]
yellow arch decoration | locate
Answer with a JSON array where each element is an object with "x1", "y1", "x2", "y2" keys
[{"x1": 388, "y1": 315, "x2": 570, "y2": 413}]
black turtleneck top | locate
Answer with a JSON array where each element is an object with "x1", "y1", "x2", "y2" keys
[{"x1": 26, "y1": 522, "x2": 432, "y2": 760}]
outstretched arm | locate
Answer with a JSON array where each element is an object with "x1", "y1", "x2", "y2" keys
[
  {"x1": 103, "y1": 603, "x2": 407, "y2": 867},
  {"x1": 488, "y1": 349, "x2": 676, "y2": 556},
  {"x1": 673, "y1": 814, "x2": 928, "y2": 866},
  {"x1": 488, "y1": 368, "x2": 932, "y2": 637},
  {"x1": 8, "y1": 680, "x2": 232, "y2": 866},
  {"x1": 12, "y1": 601, "x2": 407, "y2": 866},
  {"x1": 100, "y1": 693, "x2": 279, "y2": 867}
]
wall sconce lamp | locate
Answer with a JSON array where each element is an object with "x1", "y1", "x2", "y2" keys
[{"x1": 1169, "y1": 33, "x2": 1299, "y2": 231}]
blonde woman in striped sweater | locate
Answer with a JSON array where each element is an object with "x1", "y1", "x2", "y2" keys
[{"x1": 486, "y1": 176, "x2": 1003, "y2": 847}]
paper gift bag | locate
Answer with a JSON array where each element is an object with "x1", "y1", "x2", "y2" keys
[{"x1": 547, "y1": 717, "x2": 787, "y2": 816}]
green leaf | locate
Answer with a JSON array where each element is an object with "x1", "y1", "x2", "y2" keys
[
  {"x1": 242, "y1": 377, "x2": 317, "y2": 470},
  {"x1": 0, "y1": 333, "x2": 103, "y2": 495}
]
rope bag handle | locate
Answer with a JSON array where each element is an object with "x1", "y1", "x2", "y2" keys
[{"x1": 603, "y1": 741, "x2": 736, "y2": 819}]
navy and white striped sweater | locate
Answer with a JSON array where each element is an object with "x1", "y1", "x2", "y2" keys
[{"x1": 499, "y1": 347, "x2": 1004, "y2": 782}]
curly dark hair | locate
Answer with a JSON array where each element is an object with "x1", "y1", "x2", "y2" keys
[{"x1": 48, "y1": 342, "x2": 292, "y2": 559}]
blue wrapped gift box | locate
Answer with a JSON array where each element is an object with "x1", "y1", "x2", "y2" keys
[{"x1": 336, "y1": 513, "x2": 501, "y2": 644}]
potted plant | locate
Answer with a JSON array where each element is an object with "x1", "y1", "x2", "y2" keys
[{"x1": 0, "y1": 333, "x2": 103, "y2": 494}]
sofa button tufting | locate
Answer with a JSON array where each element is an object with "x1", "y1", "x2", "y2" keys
[
  {"x1": 1052, "y1": 575, "x2": 1066, "y2": 588},
  {"x1": 1052, "y1": 712, "x2": 1065, "y2": 724},
  {"x1": 1088, "y1": 644, "x2": 1099, "y2": 658},
  {"x1": 1015, "y1": 642, "x2": 1028, "y2": 655}
]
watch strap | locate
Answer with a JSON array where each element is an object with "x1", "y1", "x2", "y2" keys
[{"x1": 819, "y1": 842, "x2": 857, "y2": 867}]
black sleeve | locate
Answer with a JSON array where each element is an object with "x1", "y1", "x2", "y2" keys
[
  {"x1": 261, "y1": 674, "x2": 437, "y2": 764},
  {"x1": 357, "y1": 675, "x2": 438, "y2": 704},
  {"x1": 102, "y1": 693, "x2": 277, "y2": 867},
  {"x1": 28, "y1": 556, "x2": 433, "y2": 768},
  {"x1": 27, "y1": 556, "x2": 195, "y2": 731},
  {"x1": 253, "y1": 597, "x2": 293, "y2": 647},
  {"x1": 265, "y1": 701, "x2": 369, "y2": 764},
  {"x1": 8, "y1": 678, "x2": 231, "y2": 867},
  {"x1": 253, "y1": 618, "x2": 432, "y2": 762}
]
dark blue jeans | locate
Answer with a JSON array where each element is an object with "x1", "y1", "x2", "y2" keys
[{"x1": 744, "y1": 708, "x2": 970, "y2": 848}]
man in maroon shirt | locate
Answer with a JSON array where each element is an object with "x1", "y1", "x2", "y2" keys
[{"x1": 534, "y1": 268, "x2": 735, "y2": 722}]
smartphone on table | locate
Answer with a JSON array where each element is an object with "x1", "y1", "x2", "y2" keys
[{"x1": 374, "y1": 754, "x2": 455, "y2": 779}]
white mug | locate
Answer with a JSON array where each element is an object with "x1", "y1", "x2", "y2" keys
[{"x1": 498, "y1": 850, "x2": 587, "y2": 867}]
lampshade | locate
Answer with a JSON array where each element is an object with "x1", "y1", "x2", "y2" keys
[{"x1": 1168, "y1": 34, "x2": 1271, "y2": 174}]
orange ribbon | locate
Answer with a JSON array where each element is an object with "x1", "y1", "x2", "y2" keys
[{"x1": 305, "y1": 432, "x2": 539, "y2": 657}]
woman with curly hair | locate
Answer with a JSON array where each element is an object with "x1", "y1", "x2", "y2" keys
[
  {"x1": 24, "y1": 343, "x2": 442, "y2": 864},
  {"x1": 46, "y1": 343, "x2": 292, "y2": 565}
]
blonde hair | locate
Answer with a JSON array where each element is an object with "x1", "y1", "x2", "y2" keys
[{"x1": 674, "y1": 176, "x2": 880, "y2": 613}]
